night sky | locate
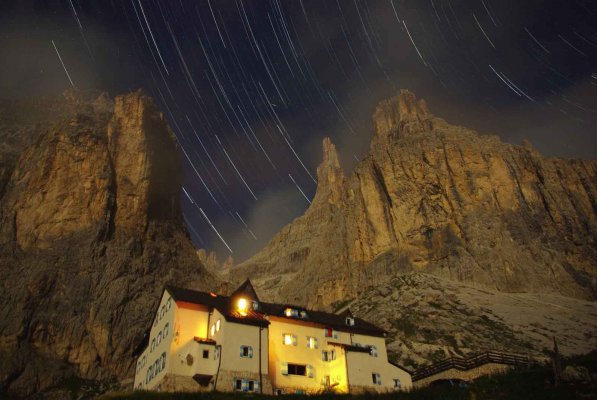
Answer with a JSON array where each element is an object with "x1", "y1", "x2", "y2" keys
[{"x1": 1, "y1": 0, "x2": 595, "y2": 262}]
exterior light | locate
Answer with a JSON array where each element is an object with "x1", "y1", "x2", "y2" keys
[
  {"x1": 285, "y1": 308, "x2": 293, "y2": 317},
  {"x1": 237, "y1": 298, "x2": 248, "y2": 316}
]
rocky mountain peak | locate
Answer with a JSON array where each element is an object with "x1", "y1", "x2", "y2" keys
[
  {"x1": 311, "y1": 137, "x2": 345, "y2": 208},
  {"x1": 372, "y1": 89, "x2": 433, "y2": 148},
  {"x1": 0, "y1": 90, "x2": 215, "y2": 396}
]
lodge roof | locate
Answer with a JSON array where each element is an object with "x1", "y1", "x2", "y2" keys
[{"x1": 164, "y1": 281, "x2": 386, "y2": 337}]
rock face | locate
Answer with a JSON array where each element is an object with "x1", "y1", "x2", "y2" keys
[
  {"x1": 231, "y1": 90, "x2": 597, "y2": 364},
  {"x1": 0, "y1": 90, "x2": 214, "y2": 396}
]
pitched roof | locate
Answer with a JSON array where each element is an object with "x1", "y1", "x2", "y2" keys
[
  {"x1": 165, "y1": 281, "x2": 386, "y2": 337},
  {"x1": 165, "y1": 284, "x2": 269, "y2": 328}
]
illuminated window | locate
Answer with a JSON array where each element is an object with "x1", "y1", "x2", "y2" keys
[
  {"x1": 237, "y1": 298, "x2": 248, "y2": 315},
  {"x1": 210, "y1": 324, "x2": 215, "y2": 337},
  {"x1": 283, "y1": 333, "x2": 297, "y2": 346},
  {"x1": 216, "y1": 319, "x2": 221, "y2": 332},
  {"x1": 307, "y1": 336, "x2": 318, "y2": 349}
]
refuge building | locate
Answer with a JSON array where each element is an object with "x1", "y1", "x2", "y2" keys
[{"x1": 133, "y1": 280, "x2": 412, "y2": 394}]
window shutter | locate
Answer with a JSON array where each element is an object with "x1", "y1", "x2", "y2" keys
[
  {"x1": 282, "y1": 334, "x2": 285, "y2": 345},
  {"x1": 248, "y1": 346, "x2": 254, "y2": 358},
  {"x1": 376, "y1": 373, "x2": 381, "y2": 385},
  {"x1": 292, "y1": 335, "x2": 297, "y2": 346},
  {"x1": 307, "y1": 364, "x2": 314, "y2": 378},
  {"x1": 240, "y1": 346, "x2": 244, "y2": 357},
  {"x1": 254, "y1": 380, "x2": 260, "y2": 392},
  {"x1": 314, "y1": 338, "x2": 319, "y2": 349},
  {"x1": 322, "y1": 351, "x2": 327, "y2": 362},
  {"x1": 281, "y1": 362, "x2": 288, "y2": 375},
  {"x1": 242, "y1": 379, "x2": 248, "y2": 392}
]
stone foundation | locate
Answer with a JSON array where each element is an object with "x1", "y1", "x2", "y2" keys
[{"x1": 214, "y1": 369, "x2": 273, "y2": 394}]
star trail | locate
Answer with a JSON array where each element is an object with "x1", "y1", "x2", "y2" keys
[{"x1": 1, "y1": 0, "x2": 595, "y2": 261}]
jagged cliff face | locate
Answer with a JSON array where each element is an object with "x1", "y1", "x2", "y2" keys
[
  {"x1": 232, "y1": 91, "x2": 597, "y2": 362},
  {"x1": 0, "y1": 91, "x2": 214, "y2": 396}
]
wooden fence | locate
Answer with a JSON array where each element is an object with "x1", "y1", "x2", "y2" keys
[{"x1": 412, "y1": 351, "x2": 533, "y2": 381}]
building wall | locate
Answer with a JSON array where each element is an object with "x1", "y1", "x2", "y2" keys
[
  {"x1": 347, "y1": 333, "x2": 412, "y2": 392},
  {"x1": 268, "y1": 317, "x2": 351, "y2": 394},
  {"x1": 209, "y1": 308, "x2": 270, "y2": 393},
  {"x1": 133, "y1": 291, "x2": 175, "y2": 390}
]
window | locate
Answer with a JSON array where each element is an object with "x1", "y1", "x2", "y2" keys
[
  {"x1": 372, "y1": 373, "x2": 381, "y2": 385},
  {"x1": 324, "y1": 375, "x2": 330, "y2": 387},
  {"x1": 283, "y1": 333, "x2": 297, "y2": 346},
  {"x1": 156, "y1": 332, "x2": 162, "y2": 346},
  {"x1": 214, "y1": 347, "x2": 220, "y2": 360},
  {"x1": 393, "y1": 378, "x2": 401, "y2": 389},
  {"x1": 369, "y1": 345, "x2": 378, "y2": 357},
  {"x1": 322, "y1": 350, "x2": 336, "y2": 362},
  {"x1": 324, "y1": 328, "x2": 337, "y2": 338},
  {"x1": 307, "y1": 336, "x2": 318, "y2": 349},
  {"x1": 288, "y1": 364, "x2": 306, "y2": 376},
  {"x1": 163, "y1": 322, "x2": 169, "y2": 337},
  {"x1": 240, "y1": 345, "x2": 253, "y2": 358},
  {"x1": 216, "y1": 319, "x2": 221, "y2": 332},
  {"x1": 234, "y1": 378, "x2": 259, "y2": 392},
  {"x1": 210, "y1": 324, "x2": 215, "y2": 337},
  {"x1": 346, "y1": 317, "x2": 355, "y2": 326},
  {"x1": 202, "y1": 349, "x2": 209, "y2": 359},
  {"x1": 150, "y1": 338, "x2": 156, "y2": 352}
]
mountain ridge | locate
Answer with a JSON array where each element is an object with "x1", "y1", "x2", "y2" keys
[{"x1": 228, "y1": 89, "x2": 597, "y2": 366}]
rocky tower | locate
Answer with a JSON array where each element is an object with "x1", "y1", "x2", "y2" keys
[
  {"x1": 233, "y1": 90, "x2": 597, "y2": 308},
  {"x1": 0, "y1": 90, "x2": 215, "y2": 396}
]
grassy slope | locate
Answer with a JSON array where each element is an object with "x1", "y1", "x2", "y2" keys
[{"x1": 101, "y1": 361, "x2": 596, "y2": 400}]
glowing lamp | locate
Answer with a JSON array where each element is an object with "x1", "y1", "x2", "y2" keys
[
  {"x1": 237, "y1": 298, "x2": 248, "y2": 316},
  {"x1": 284, "y1": 308, "x2": 293, "y2": 317}
]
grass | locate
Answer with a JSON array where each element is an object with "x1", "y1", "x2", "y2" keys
[{"x1": 100, "y1": 362, "x2": 596, "y2": 400}]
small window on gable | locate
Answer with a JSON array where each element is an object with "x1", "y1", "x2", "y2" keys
[
  {"x1": 203, "y1": 349, "x2": 209, "y2": 359},
  {"x1": 346, "y1": 317, "x2": 355, "y2": 326},
  {"x1": 240, "y1": 345, "x2": 253, "y2": 358}
]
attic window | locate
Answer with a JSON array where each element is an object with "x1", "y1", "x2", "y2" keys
[{"x1": 346, "y1": 317, "x2": 355, "y2": 326}]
